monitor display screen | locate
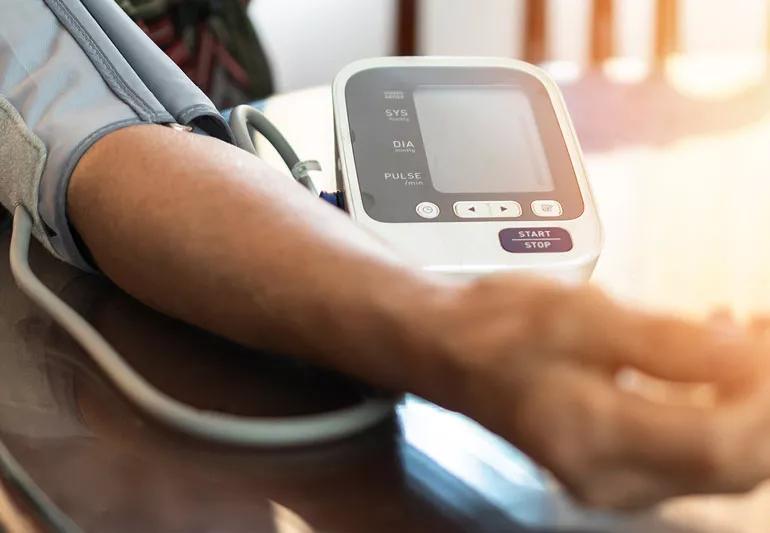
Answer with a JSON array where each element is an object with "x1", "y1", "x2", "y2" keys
[{"x1": 413, "y1": 85, "x2": 554, "y2": 194}]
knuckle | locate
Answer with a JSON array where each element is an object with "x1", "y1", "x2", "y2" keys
[
  {"x1": 569, "y1": 472, "x2": 663, "y2": 511},
  {"x1": 691, "y1": 420, "x2": 728, "y2": 479},
  {"x1": 572, "y1": 487, "x2": 619, "y2": 509},
  {"x1": 566, "y1": 471, "x2": 638, "y2": 510},
  {"x1": 548, "y1": 287, "x2": 616, "y2": 353},
  {"x1": 698, "y1": 412, "x2": 761, "y2": 492},
  {"x1": 537, "y1": 387, "x2": 605, "y2": 483},
  {"x1": 578, "y1": 489, "x2": 654, "y2": 511},
  {"x1": 543, "y1": 432, "x2": 585, "y2": 478}
]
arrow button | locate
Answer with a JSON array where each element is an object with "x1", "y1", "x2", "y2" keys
[
  {"x1": 453, "y1": 201, "x2": 490, "y2": 218},
  {"x1": 487, "y1": 201, "x2": 522, "y2": 218}
]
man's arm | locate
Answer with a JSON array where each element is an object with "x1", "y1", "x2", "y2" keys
[
  {"x1": 68, "y1": 124, "x2": 444, "y2": 391},
  {"x1": 67, "y1": 124, "x2": 770, "y2": 509}
]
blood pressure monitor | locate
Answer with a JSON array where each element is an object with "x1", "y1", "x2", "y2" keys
[
  {"x1": 7, "y1": 55, "x2": 603, "y2": 454},
  {"x1": 333, "y1": 57, "x2": 602, "y2": 281}
]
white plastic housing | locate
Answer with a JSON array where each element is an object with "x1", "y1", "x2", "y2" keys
[{"x1": 333, "y1": 57, "x2": 602, "y2": 283}]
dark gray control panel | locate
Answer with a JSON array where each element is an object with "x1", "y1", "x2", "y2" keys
[{"x1": 343, "y1": 66, "x2": 585, "y2": 224}]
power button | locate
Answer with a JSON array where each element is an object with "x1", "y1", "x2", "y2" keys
[{"x1": 416, "y1": 202, "x2": 440, "y2": 219}]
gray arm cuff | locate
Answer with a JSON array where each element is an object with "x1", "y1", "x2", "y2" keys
[
  {"x1": 1, "y1": 0, "x2": 232, "y2": 271},
  {"x1": 0, "y1": 97, "x2": 51, "y2": 254}
]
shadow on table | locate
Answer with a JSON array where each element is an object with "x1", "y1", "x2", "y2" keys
[{"x1": 0, "y1": 235, "x2": 615, "y2": 532}]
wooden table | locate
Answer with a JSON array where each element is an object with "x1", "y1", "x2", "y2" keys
[{"x1": 4, "y1": 68, "x2": 770, "y2": 532}]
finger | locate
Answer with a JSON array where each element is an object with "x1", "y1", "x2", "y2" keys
[
  {"x1": 708, "y1": 308, "x2": 741, "y2": 336},
  {"x1": 533, "y1": 366, "x2": 760, "y2": 509},
  {"x1": 539, "y1": 288, "x2": 758, "y2": 385},
  {"x1": 578, "y1": 368, "x2": 715, "y2": 467},
  {"x1": 586, "y1": 304, "x2": 760, "y2": 385},
  {"x1": 518, "y1": 365, "x2": 700, "y2": 508},
  {"x1": 708, "y1": 385, "x2": 770, "y2": 490},
  {"x1": 598, "y1": 384, "x2": 765, "y2": 501},
  {"x1": 568, "y1": 467, "x2": 683, "y2": 511},
  {"x1": 615, "y1": 368, "x2": 718, "y2": 408},
  {"x1": 748, "y1": 315, "x2": 770, "y2": 342}
]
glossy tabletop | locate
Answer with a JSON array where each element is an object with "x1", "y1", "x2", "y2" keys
[{"x1": 4, "y1": 64, "x2": 770, "y2": 532}]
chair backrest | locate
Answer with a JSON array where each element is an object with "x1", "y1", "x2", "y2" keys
[
  {"x1": 397, "y1": 0, "x2": 418, "y2": 56},
  {"x1": 523, "y1": 0, "x2": 679, "y2": 68},
  {"x1": 653, "y1": 0, "x2": 679, "y2": 67},
  {"x1": 395, "y1": 0, "x2": 683, "y2": 69},
  {"x1": 523, "y1": 0, "x2": 546, "y2": 64}
]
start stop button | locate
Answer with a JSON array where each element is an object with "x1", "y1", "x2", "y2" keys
[{"x1": 499, "y1": 227, "x2": 573, "y2": 253}]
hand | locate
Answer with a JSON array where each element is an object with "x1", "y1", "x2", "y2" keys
[
  {"x1": 417, "y1": 275, "x2": 770, "y2": 509},
  {"x1": 64, "y1": 124, "x2": 770, "y2": 508}
]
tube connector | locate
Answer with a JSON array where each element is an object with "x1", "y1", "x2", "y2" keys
[{"x1": 319, "y1": 191, "x2": 346, "y2": 210}]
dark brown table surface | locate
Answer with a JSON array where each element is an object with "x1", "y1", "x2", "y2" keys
[{"x1": 4, "y1": 67, "x2": 770, "y2": 532}]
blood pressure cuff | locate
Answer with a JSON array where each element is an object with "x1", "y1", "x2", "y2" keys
[{"x1": 0, "y1": 0, "x2": 233, "y2": 271}]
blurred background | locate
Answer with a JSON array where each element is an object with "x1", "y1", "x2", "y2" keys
[
  {"x1": 128, "y1": 0, "x2": 770, "y2": 103},
  {"x1": 249, "y1": 0, "x2": 770, "y2": 98}
]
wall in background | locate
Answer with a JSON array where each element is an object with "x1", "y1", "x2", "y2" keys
[
  {"x1": 250, "y1": 0, "x2": 770, "y2": 93},
  {"x1": 681, "y1": 0, "x2": 766, "y2": 53},
  {"x1": 249, "y1": 0, "x2": 397, "y2": 92},
  {"x1": 418, "y1": 0, "x2": 651, "y2": 64},
  {"x1": 417, "y1": 0, "x2": 525, "y2": 57}
]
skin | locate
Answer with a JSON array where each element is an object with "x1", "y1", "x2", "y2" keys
[{"x1": 67, "y1": 124, "x2": 770, "y2": 509}]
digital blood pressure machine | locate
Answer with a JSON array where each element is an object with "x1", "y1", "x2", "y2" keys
[
  {"x1": 9, "y1": 57, "x2": 601, "y2": 454},
  {"x1": 333, "y1": 57, "x2": 601, "y2": 281}
]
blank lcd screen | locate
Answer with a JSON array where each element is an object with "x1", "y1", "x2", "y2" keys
[{"x1": 413, "y1": 85, "x2": 554, "y2": 193}]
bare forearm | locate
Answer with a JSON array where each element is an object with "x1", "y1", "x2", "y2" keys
[
  {"x1": 67, "y1": 125, "x2": 448, "y2": 391},
  {"x1": 64, "y1": 126, "x2": 770, "y2": 509}
]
